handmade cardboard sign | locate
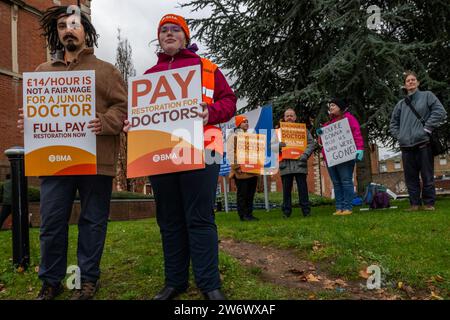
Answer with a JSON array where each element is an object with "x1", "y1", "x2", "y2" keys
[{"x1": 320, "y1": 118, "x2": 357, "y2": 167}]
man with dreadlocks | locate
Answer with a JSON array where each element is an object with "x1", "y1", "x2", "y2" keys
[{"x1": 18, "y1": 6, "x2": 127, "y2": 300}]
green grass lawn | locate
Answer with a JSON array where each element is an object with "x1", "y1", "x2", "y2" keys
[
  {"x1": 217, "y1": 198, "x2": 449, "y2": 294},
  {"x1": 0, "y1": 197, "x2": 448, "y2": 300}
]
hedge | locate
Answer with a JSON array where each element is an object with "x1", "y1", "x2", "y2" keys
[{"x1": 0, "y1": 182, "x2": 153, "y2": 203}]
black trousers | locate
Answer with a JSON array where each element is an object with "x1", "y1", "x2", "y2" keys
[
  {"x1": 0, "y1": 204, "x2": 11, "y2": 228},
  {"x1": 149, "y1": 164, "x2": 221, "y2": 294},
  {"x1": 38, "y1": 175, "x2": 113, "y2": 286},
  {"x1": 281, "y1": 173, "x2": 310, "y2": 216},
  {"x1": 234, "y1": 176, "x2": 258, "y2": 219},
  {"x1": 401, "y1": 144, "x2": 436, "y2": 206}
]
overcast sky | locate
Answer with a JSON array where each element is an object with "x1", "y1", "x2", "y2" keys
[{"x1": 91, "y1": 0, "x2": 210, "y2": 75}]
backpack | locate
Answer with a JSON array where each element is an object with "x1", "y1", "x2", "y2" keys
[
  {"x1": 363, "y1": 183, "x2": 379, "y2": 205},
  {"x1": 370, "y1": 191, "x2": 390, "y2": 209},
  {"x1": 363, "y1": 183, "x2": 390, "y2": 208}
]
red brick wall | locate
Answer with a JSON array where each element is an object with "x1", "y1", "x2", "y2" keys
[
  {"x1": 0, "y1": 74, "x2": 22, "y2": 167},
  {"x1": 18, "y1": 9, "x2": 47, "y2": 73},
  {"x1": 0, "y1": 0, "x2": 91, "y2": 177},
  {"x1": 1, "y1": 199, "x2": 156, "y2": 230},
  {"x1": 0, "y1": 1, "x2": 12, "y2": 70},
  {"x1": 25, "y1": 0, "x2": 90, "y2": 12}
]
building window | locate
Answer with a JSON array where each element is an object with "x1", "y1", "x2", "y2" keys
[
  {"x1": 394, "y1": 161, "x2": 402, "y2": 170},
  {"x1": 439, "y1": 157, "x2": 447, "y2": 166},
  {"x1": 380, "y1": 164, "x2": 387, "y2": 173}
]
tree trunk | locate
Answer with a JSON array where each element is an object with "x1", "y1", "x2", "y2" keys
[
  {"x1": 356, "y1": 127, "x2": 373, "y2": 195},
  {"x1": 116, "y1": 132, "x2": 129, "y2": 191}
]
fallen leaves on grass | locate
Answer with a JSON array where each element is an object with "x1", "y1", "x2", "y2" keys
[
  {"x1": 323, "y1": 280, "x2": 335, "y2": 290},
  {"x1": 402, "y1": 285, "x2": 415, "y2": 297},
  {"x1": 306, "y1": 274, "x2": 320, "y2": 282},
  {"x1": 312, "y1": 241, "x2": 323, "y2": 252},
  {"x1": 427, "y1": 275, "x2": 445, "y2": 284},
  {"x1": 359, "y1": 269, "x2": 370, "y2": 279},
  {"x1": 334, "y1": 279, "x2": 348, "y2": 287},
  {"x1": 321, "y1": 279, "x2": 348, "y2": 290},
  {"x1": 430, "y1": 291, "x2": 443, "y2": 300}
]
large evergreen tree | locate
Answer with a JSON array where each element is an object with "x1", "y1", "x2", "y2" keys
[{"x1": 184, "y1": 0, "x2": 450, "y2": 193}]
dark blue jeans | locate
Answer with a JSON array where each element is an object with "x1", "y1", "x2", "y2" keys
[
  {"x1": 281, "y1": 173, "x2": 310, "y2": 216},
  {"x1": 401, "y1": 144, "x2": 435, "y2": 206},
  {"x1": 149, "y1": 163, "x2": 221, "y2": 294},
  {"x1": 38, "y1": 175, "x2": 113, "y2": 286},
  {"x1": 327, "y1": 160, "x2": 355, "y2": 211}
]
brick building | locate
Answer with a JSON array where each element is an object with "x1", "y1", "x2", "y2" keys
[
  {"x1": 0, "y1": 0, "x2": 91, "y2": 180},
  {"x1": 374, "y1": 149, "x2": 450, "y2": 194}
]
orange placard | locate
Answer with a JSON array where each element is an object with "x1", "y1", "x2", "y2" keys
[
  {"x1": 280, "y1": 122, "x2": 307, "y2": 160},
  {"x1": 235, "y1": 133, "x2": 266, "y2": 174}
]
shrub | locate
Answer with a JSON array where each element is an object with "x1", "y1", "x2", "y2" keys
[
  {"x1": 0, "y1": 182, "x2": 153, "y2": 202},
  {"x1": 0, "y1": 182, "x2": 40, "y2": 203}
]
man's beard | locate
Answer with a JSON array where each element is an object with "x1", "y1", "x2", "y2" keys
[{"x1": 65, "y1": 40, "x2": 78, "y2": 52}]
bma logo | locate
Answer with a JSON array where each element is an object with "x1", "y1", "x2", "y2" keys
[
  {"x1": 48, "y1": 155, "x2": 73, "y2": 163},
  {"x1": 153, "y1": 153, "x2": 178, "y2": 163}
]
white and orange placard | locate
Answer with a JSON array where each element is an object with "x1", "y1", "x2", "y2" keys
[
  {"x1": 127, "y1": 65, "x2": 204, "y2": 177},
  {"x1": 280, "y1": 122, "x2": 307, "y2": 159},
  {"x1": 23, "y1": 71, "x2": 96, "y2": 176},
  {"x1": 235, "y1": 133, "x2": 266, "y2": 174}
]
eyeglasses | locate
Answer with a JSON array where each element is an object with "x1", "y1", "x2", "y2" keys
[
  {"x1": 160, "y1": 25, "x2": 183, "y2": 33},
  {"x1": 328, "y1": 103, "x2": 338, "y2": 109}
]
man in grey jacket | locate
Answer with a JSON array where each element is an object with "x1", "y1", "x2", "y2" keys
[
  {"x1": 390, "y1": 71, "x2": 447, "y2": 211},
  {"x1": 279, "y1": 109, "x2": 316, "y2": 218}
]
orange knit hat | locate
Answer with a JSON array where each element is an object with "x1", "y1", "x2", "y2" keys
[
  {"x1": 235, "y1": 115, "x2": 248, "y2": 128},
  {"x1": 158, "y1": 14, "x2": 190, "y2": 42}
]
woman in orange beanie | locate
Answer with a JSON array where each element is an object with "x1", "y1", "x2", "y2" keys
[
  {"x1": 125, "y1": 14, "x2": 236, "y2": 300},
  {"x1": 229, "y1": 116, "x2": 260, "y2": 221}
]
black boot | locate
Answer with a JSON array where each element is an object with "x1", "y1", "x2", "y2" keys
[
  {"x1": 153, "y1": 286, "x2": 182, "y2": 300},
  {"x1": 36, "y1": 282, "x2": 64, "y2": 300},
  {"x1": 204, "y1": 289, "x2": 227, "y2": 300},
  {"x1": 243, "y1": 214, "x2": 259, "y2": 221},
  {"x1": 302, "y1": 210, "x2": 311, "y2": 217}
]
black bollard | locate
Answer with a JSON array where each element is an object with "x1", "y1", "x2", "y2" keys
[{"x1": 5, "y1": 146, "x2": 30, "y2": 270}]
